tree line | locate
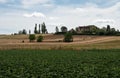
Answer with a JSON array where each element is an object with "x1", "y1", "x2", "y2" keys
[
  {"x1": 34, "y1": 22, "x2": 48, "y2": 34},
  {"x1": 15, "y1": 22, "x2": 120, "y2": 36},
  {"x1": 14, "y1": 22, "x2": 48, "y2": 35},
  {"x1": 55, "y1": 25, "x2": 120, "y2": 36},
  {"x1": 14, "y1": 22, "x2": 120, "y2": 42}
]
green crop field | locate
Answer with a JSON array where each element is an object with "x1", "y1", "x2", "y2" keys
[{"x1": 0, "y1": 49, "x2": 120, "y2": 78}]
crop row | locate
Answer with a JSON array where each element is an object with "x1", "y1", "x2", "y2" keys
[{"x1": 0, "y1": 49, "x2": 120, "y2": 78}]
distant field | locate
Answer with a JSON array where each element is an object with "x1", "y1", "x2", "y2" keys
[
  {"x1": 0, "y1": 49, "x2": 120, "y2": 77},
  {"x1": 0, "y1": 34, "x2": 120, "y2": 50}
]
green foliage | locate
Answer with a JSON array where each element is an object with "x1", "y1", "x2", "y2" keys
[
  {"x1": 106, "y1": 25, "x2": 110, "y2": 32},
  {"x1": 0, "y1": 49, "x2": 120, "y2": 77},
  {"x1": 29, "y1": 30, "x2": 31, "y2": 34},
  {"x1": 34, "y1": 24, "x2": 38, "y2": 34},
  {"x1": 41, "y1": 22, "x2": 47, "y2": 34},
  {"x1": 55, "y1": 26, "x2": 59, "y2": 33},
  {"x1": 38, "y1": 24, "x2": 41, "y2": 34},
  {"x1": 18, "y1": 30, "x2": 22, "y2": 35},
  {"x1": 61, "y1": 26, "x2": 67, "y2": 33},
  {"x1": 37, "y1": 35, "x2": 43, "y2": 42},
  {"x1": 90, "y1": 26, "x2": 99, "y2": 34},
  {"x1": 18, "y1": 29, "x2": 27, "y2": 35},
  {"x1": 74, "y1": 25, "x2": 119, "y2": 36},
  {"x1": 64, "y1": 32, "x2": 73, "y2": 42},
  {"x1": 29, "y1": 34, "x2": 36, "y2": 42},
  {"x1": 97, "y1": 30, "x2": 105, "y2": 35},
  {"x1": 22, "y1": 29, "x2": 27, "y2": 34}
]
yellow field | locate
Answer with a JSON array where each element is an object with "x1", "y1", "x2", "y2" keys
[{"x1": 0, "y1": 34, "x2": 120, "y2": 50}]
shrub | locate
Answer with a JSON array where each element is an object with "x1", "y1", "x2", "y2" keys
[
  {"x1": 22, "y1": 40, "x2": 24, "y2": 43},
  {"x1": 64, "y1": 32, "x2": 73, "y2": 42},
  {"x1": 37, "y1": 35, "x2": 43, "y2": 42},
  {"x1": 29, "y1": 34, "x2": 36, "y2": 42}
]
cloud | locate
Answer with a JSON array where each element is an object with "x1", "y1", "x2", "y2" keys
[
  {"x1": 22, "y1": 0, "x2": 50, "y2": 7},
  {"x1": 94, "y1": 19, "x2": 115, "y2": 24},
  {"x1": 94, "y1": 19, "x2": 116, "y2": 28},
  {"x1": 1, "y1": 1, "x2": 120, "y2": 34},
  {"x1": 49, "y1": 17, "x2": 59, "y2": 20},
  {"x1": 23, "y1": 12, "x2": 46, "y2": 18},
  {"x1": 0, "y1": 0, "x2": 7, "y2": 3},
  {"x1": 49, "y1": 2, "x2": 120, "y2": 30}
]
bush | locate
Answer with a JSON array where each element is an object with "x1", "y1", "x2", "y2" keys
[
  {"x1": 29, "y1": 34, "x2": 36, "y2": 42},
  {"x1": 64, "y1": 32, "x2": 73, "y2": 42},
  {"x1": 37, "y1": 35, "x2": 43, "y2": 42}
]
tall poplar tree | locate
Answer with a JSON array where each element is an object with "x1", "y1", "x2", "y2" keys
[
  {"x1": 41, "y1": 22, "x2": 47, "y2": 34},
  {"x1": 34, "y1": 23, "x2": 38, "y2": 34},
  {"x1": 38, "y1": 24, "x2": 41, "y2": 34}
]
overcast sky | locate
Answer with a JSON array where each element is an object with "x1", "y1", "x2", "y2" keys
[{"x1": 0, "y1": 0, "x2": 120, "y2": 34}]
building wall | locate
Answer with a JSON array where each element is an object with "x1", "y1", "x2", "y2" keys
[{"x1": 76, "y1": 25, "x2": 98, "y2": 34}]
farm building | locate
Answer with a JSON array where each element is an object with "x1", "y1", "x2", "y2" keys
[{"x1": 76, "y1": 25, "x2": 99, "y2": 34}]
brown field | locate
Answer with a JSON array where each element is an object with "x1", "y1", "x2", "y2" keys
[{"x1": 0, "y1": 34, "x2": 120, "y2": 50}]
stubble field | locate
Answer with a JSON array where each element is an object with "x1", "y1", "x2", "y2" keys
[{"x1": 0, "y1": 34, "x2": 120, "y2": 50}]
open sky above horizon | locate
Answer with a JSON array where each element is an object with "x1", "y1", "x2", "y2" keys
[{"x1": 0, "y1": 0, "x2": 120, "y2": 34}]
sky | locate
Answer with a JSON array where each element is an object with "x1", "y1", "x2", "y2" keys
[{"x1": 0, "y1": 0, "x2": 120, "y2": 34}]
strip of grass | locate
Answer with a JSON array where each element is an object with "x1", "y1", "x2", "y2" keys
[{"x1": 0, "y1": 49, "x2": 120, "y2": 78}]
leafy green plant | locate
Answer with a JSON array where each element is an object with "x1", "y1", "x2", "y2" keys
[
  {"x1": 0, "y1": 49, "x2": 120, "y2": 77},
  {"x1": 64, "y1": 32, "x2": 73, "y2": 42},
  {"x1": 29, "y1": 34, "x2": 36, "y2": 42},
  {"x1": 37, "y1": 35, "x2": 43, "y2": 42}
]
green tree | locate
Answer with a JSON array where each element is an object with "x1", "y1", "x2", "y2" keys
[
  {"x1": 18, "y1": 30, "x2": 22, "y2": 35},
  {"x1": 110, "y1": 28, "x2": 116, "y2": 35},
  {"x1": 102, "y1": 27, "x2": 107, "y2": 32},
  {"x1": 34, "y1": 24, "x2": 38, "y2": 34},
  {"x1": 106, "y1": 25, "x2": 111, "y2": 35},
  {"x1": 38, "y1": 24, "x2": 41, "y2": 34},
  {"x1": 64, "y1": 32, "x2": 73, "y2": 42},
  {"x1": 37, "y1": 35, "x2": 43, "y2": 42},
  {"x1": 29, "y1": 34, "x2": 36, "y2": 42},
  {"x1": 106, "y1": 25, "x2": 110, "y2": 32},
  {"x1": 90, "y1": 25, "x2": 99, "y2": 35},
  {"x1": 55, "y1": 26, "x2": 59, "y2": 33},
  {"x1": 41, "y1": 22, "x2": 47, "y2": 34},
  {"x1": 29, "y1": 30, "x2": 31, "y2": 34},
  {"x1": 22, "y1": 29, "x2": 27, "y2": 35},
  {"x1": 61, "y1": 26, "x2": 67, "y2": 33},
  {"x1": 18, "y1": 29, "x2": 27, "y2": 35},
  {"x1": 97, "y1": 29, "x2": 105, "y2": 35}
]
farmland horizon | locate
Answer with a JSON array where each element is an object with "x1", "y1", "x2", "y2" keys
[
  {"x1": 0, "y1": 24, "x2": 120, "y2": 35},
  {"x1": 0, "y1": 0, "x2": 120, "y2": 76}
]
